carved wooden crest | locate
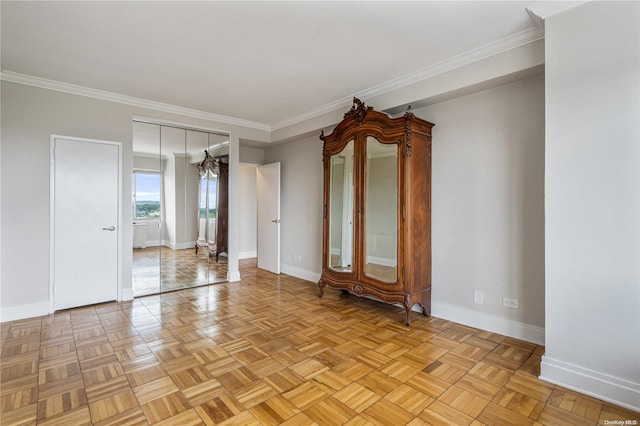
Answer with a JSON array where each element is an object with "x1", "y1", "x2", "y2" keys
[
  {"x1": 404, "y1": 120, "x2": 412, "y2": 158},
  {"x1": 404, "y1": 105, "x2": 414, "y2": 157},
  {"x1": 344, "y1": 97, "x2": 373, "y2": 123}
]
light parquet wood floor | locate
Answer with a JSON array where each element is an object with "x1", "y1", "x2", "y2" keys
[{"x1": 1, "y1": 264, "x2": 638, "y2": 425}]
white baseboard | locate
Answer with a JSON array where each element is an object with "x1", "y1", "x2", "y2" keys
[
  {"x1": 1, "y1": 301, "x2": 50, "y2": 322},
  {"x1": 366, "y1": 256, "x2": 397, "y2": 267},
  {"x1": 227, "y1": 270, "x2": 241, "y2": 282},
  {"x1": 430, "y1": 300, "x2": 545, "y2": 345},
  {"x1": 239, "y1": 251, "x2": 257, "y2": 259},
  {"x1": 540, "y1": 355, "x2": 640, "y2": 412},
  {"x1": 280, "y1": 263, "x2": 321, "y2": 283},
  {"x1": 132, "y1": 240, "x2": 161, "y2": 249},
  {"x1": 173, "y1": 241, "x2": 196, "y2": 250},
  {"x1": 121, "y1": 288, "x2": 133, "y2": 301},
  {"x1": 162, "y1": 240, "x2": 196, "y2": 250}
]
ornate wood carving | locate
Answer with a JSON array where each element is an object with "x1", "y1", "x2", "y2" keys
[
  {"x1": 404, "y1": 105, "x2": 414, "y2": 158},
  {"x1": 404, "y1": 119, "x2": 413, "y2": 158},
  {"x1": 344, "y1": 97, "x2": 373, "y2": 123}
]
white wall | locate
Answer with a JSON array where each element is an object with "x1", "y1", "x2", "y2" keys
[
  {"x1": 366, "y1": 154, "x2": 398, "y2": 264},
  {"x1": 240, "y1": 146, "x2": 265, "y2": 165},
  {"x1": 133, "y1": 155, "x2": 161, "y2": 171},
  {"x1": 163, "y1": 154, "x2": 178, "y2": 245},
  {"x1": 330, "y1": 160, "x2": 345, "y2": 255},
  {"x1": 238, "y1": 165, "x2": 258, "y2": 258},
  {"x1": 0, "y1": 83, "x2": 134, "y2": 319},
  {"x1": 541, "y1": 1, "x2": 640, "y2": 411},
  {"x1": 184, "y1": 155, "x2": 199, "y2": 248},
  {"x1": 418, "y1": 74, "x2": 545, "y2": 342},
  {"x1": 264, "y1": 134, "x2": 324, "y2": 282}
]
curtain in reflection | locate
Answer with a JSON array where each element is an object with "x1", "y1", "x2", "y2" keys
[{"x1": 196, "y1": 150, "x2": 217, "y2": 254}]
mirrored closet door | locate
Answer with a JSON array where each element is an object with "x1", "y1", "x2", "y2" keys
[{"x1": 132, "y1": 121, "x2": 229, "y2": 297}]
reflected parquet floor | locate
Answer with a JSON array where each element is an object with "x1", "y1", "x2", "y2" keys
[
  {"x1": 1, "y1": 264, "x2": 638, "y2": 425},
  {"x1": 133, "y1": 247, "x2": 228, "y2": 297}
]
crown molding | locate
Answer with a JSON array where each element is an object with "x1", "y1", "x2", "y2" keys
[
  {"x1": 526, "y1": 1, "x2": 590, "y2": 27},
  {"x1": 2, "y1": 25, "x2": 545, "y2": 135},
  {"x1": 270, "y1": 26, "x2": 544, "y2": 131},
  {"x1": 0, "y1": 71, "x2": 271, "y2": 132}
]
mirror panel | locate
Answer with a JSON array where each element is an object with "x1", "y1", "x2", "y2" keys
[
  {"x1": 159, "y1": 126, "x2": 187, "y2": 292},
  {"x1": 186, "y1": 130, "x2": 211, "y2": 287},
  {"x1": 364, "y1": 136, "x2": 398, "y2": 283},
  {"x1": 328, "y1": 140, "x2": 354, "y2": 273},
  {"x1": 132, "y1": 122, "x2": 162, "y2": 297}
]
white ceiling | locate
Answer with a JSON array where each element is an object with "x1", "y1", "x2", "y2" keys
[{"x1": 1, "y1": 1, "x2": 537, "y2": 130}]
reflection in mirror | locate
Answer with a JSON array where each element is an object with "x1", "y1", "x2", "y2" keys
[
  {"x1": 159, "y1": 126, "x2": 189, "y2": 292},
  {"x1": 364, "y1": 136, "x2": 398, "y2": 283},
  {"x1": 196, "y1": 149, "x2": 217, "y2": 254},
  {"x1": 194, "y1": 144, "x2": 228, "y2": 263},
  {"x1": 329, "y1": 140, "x2": 354, "y2": 273},
  {"x1": 132, "y1": 121, "x2": 230, "y2": 297},
  {"x1": 132, "y1": 122, "x2": 162, "y2": 296}
]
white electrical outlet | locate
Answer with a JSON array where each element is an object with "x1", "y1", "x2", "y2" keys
[
  {"x1": 503, "y1": 297, "x2": 519, "y2": 309},
  {"x1": 474, "y1": 290, "x2": 484, "y2": 305}
]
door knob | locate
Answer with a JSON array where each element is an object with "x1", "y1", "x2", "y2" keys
[
  {"x1": 271, "y1": 219, "x2": 280, "y2": 223},
  {"x1": 102, "y1": 226, "x2": 116, "y2": 231}
]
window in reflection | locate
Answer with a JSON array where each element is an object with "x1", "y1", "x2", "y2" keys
[
  {"x1": 364, "y1": 137, "x2": 398, "y2": 283},
  {"x1": 329, "y1": 140, "x2": 354, "y2": 273},
  {"x1": 133, "y1": 172, "x2": 161, "y2": 220}
]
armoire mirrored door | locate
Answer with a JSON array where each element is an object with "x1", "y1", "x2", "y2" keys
[{"x1": 132, "y1": 121, "x2": 229, "y2": 297}]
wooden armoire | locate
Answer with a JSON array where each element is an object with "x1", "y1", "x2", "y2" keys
[
  {"x1": 318, "y1": 98, "x2": 434, "y2": 326},
  {"x1": 215, "y1": 161, "x2": 228, "y2": 262}
]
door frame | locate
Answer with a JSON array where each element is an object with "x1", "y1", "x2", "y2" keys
[{"x1": 49, "y1": 135, "x2": 123, "y2": 313}]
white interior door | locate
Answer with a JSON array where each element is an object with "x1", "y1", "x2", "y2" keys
[
  {"x1": 257, "y1": 162, "x2": 280, "y2": 274},
  {"x1": 52, "y1": 137, "x2": 119, "y2": 310}
]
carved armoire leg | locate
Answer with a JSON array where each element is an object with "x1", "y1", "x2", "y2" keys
[
  {"x1": 404, "y1": 305, "x2": 412, "y2": 326},
  {"x1": 318, "y1": 279, "x2": 325, "y2": 298},
  {"x1": 403, "y1": 296, "x2": 412, "y2": 326}
]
